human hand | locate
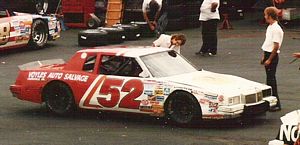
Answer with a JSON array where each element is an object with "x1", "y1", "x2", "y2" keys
[
  {"x1": 293, "y1": 53, "x2": 300, "y2": 58},
  {"x1": 149, "y1": 24, "x2": 155, "y2": 31},
  {"x1": 151, "y1": 21, "x2": 157, "y2": 27},
  {"x1": 260, "y1": 57, "x2": 265, "y2": 65},
  {"x1": 264, "y1": 59, "x2": 271, "y2": 66},
  {"x1": 211, "y1": 3, "x2": 218, "y2": 12}
]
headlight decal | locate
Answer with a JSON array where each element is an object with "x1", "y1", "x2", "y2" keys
[{"x1": 228, "y1": 96, "x2": 241, "y2": 105}]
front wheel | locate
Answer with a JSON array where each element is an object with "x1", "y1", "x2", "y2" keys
[
  {"x1": 29, "y1": 19, "x2": 48, "y2": 49},
  {"x1": 43, "y1": 82, "x2": 75, "y2": 115},
  {"x1": 164, "y1": 91, "x2": 202, "y2": 125}
]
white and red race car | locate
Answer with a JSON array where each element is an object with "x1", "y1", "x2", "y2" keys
[
  {"x1": 10, "y1": 46, "x2": 277, "y2": 124},
  {"x1": 0, "y1": 8, "x2": 60, "y2": 51}
]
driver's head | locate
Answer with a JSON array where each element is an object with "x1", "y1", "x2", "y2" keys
[{"x1": 149, "y1": 0, "x2": 159, "y2": 12}]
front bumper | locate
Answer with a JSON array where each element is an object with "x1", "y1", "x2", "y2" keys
[{"x1": 205, "y1": 96, "x2": 278, "y2": 119}]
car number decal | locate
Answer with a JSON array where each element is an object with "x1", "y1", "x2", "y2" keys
[
  {"x1": 0, "y1": 22, "x2": 10, "y2": 45},
  {"x1": 80, "y1": 76, "x2": 144, "y2": 110}
]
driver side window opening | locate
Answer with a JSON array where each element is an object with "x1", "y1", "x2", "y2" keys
[
  {"x1": 99, "y1": 55, "x2": 143, "y2": 77},
  {"x1": 0, "y1": 10, "x2": 8, "y2": 18}
]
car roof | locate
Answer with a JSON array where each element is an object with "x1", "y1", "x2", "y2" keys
[{"x1": 78, "y1": 46, "x2": 170, "y2": 57}]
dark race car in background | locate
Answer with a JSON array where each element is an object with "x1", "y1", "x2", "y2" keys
[{"x1": 0, "y1": 9, "x2": 61, "y2": 51}]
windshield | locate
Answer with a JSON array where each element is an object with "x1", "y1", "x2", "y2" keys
[{"x1": 140, "y1": 51, "x2": 197, "y2": 77}]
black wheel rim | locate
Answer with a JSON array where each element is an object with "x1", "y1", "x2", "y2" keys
[
  {"x1": 47, "y1": 85, "x2": 71, "y2": 113},
  {"x1": 168, "y1": 97, "x2": 194, "y2": 124},
  {"x1": 32, "y1": 23, "x2": 46, "y2": 46}
]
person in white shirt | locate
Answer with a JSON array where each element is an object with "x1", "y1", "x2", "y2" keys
[
  {"x1": 260, "y1": 7, "x2": 284, "y2": 111},
  {"x1": 152, "y1": 34, "x2": 186, "y2": 54},
  {"x1": 195, "y1": 0, "x2": 220, "y2": 56},
  {"x1": 142, "y1": 0, "x2": 168, "y2": 36}
]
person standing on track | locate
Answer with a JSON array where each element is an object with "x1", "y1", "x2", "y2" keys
[
  {"x1": 195, "y1": 0, "x2": 220, "y2": 56},
  {"x1": 260, "y1": 7, "x2": 284, "y2": 111}
]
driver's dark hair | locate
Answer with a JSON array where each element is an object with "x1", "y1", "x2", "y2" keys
[
  {"x1": 149, "y1": 0, "x2": 159, "y2": 12},
  {"x1": 171, "y1": 34, "x2": 187, "y2": 46}
]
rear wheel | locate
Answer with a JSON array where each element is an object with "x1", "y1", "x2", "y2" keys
[
  {"x1": 29, "y1": 19, "x2": 48, "y2": 49},
  {"x1": 43, "y1": 82, "x2": 75, "y2": 115},
  {"x1": 165, "y1": 91, "x2": 201, "y2": 125}
]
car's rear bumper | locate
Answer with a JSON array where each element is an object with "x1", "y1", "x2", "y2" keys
[
  {"x1": 203, "y1": 96, "x2": 278, "y2": 119},
  {"x1": 10, "y1": 84, "x2": 22, "y2": 98}
]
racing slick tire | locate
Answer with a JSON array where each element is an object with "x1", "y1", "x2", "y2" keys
[
  {"x1": 164, "y1": 91, "x2": 202, "y2": 125},
  {"x1": 167, "y1": 4, "x2": 184, "y2": 19},
  {"x1": 78, "y1": 29, "x2": 108, "y2": 46},
  {"x1": 98, "y1": 27, "x2": 125, "y2": 44},
  {"x1": 112, "y1": 23, "x2": 141, "y2": 40},
  {"x1": 131, "y1": 21, "x2": 155, "y2": 38},
  {"x1": 87, "y1": 18, "x2": 101, "y2": 29},
  {"x1": 29, "y1": 19, "x2": 48, "y2": 49},
  {"x1": 42, "y1": 81, "x2": 75, "y2": 115}
]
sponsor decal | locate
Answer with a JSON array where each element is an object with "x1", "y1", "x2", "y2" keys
[
  {"x1": 154, "y1": 89, "x2": 163, "y2": 96},
  {"x1": 63, "y1": 73, "x2": 89, "y2": 82},
  {"x1": 208, "y1": 102, "x2": 218, "y2": 113},
  {"x1": 27, "y1": 72, "x2": 89, "y2": 82},
  {"x1": 81, "y1": 53, "x2": 87, "y2": 59},
  {"x1": 199, "y1": 99, "x2": 210, "y2": 104},
  {"x1": 47, "y1": 72, "x2": 63, "y2": 79},
  {"x1": 27, "y1": 72, "x2": 47, "y2": 81},
  {"x1": 144, "y1": 90, "x2": 153, "y2": 96},
  {"x1": 163, "y1": 88, "x2": 171, "y2": 95},
  {"x1": 139, "y1": 106, "x2": 152, "y2": 112},
  {"x1": 156, "y1": 96, "x2": 164, "y2": 102},
  {"x1": 204, "y1": 94, "x2": 218, "y2": 100},
  {"x1": 218, "y1": 95, "x2": 224, "y2": 102},
  {"x1": 141, "y1": 100, "x2": 150, "y2": 106},
  {"x1": 277, "y1": 125, "x2": 300, "y2": 144}
]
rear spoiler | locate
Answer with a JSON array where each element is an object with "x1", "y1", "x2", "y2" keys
[{"x1": 18, "y1": 59, "x2": 65, "y2": 70}]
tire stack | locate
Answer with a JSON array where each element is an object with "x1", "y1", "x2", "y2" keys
[
  {"x1": 166, "y1": 0, "x2": 186, "y2": 31},
  {"x1": 184, "y1": 0, "x2": 202, "y2": 28},
  {"x1": 112, "y1": 23, "x2": 141, "y2": 40},
  {"x1": 78, "y1": 29, "x2": 108, "y2": 47},
  {"x1": 123, "y1": 0, "x2": 155, "y2": 37},
  {"x1": 78, "y1": 23, "x2": 142, "y2": 46},
  {"x1": 123, "y1": 0, "x2": 144, "y2": 23},
  {"x1": 98, "y1": 27, "x2": 125, "y2": 44}
]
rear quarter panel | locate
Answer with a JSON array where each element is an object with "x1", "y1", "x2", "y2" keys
[{"x1": 15, "y1": 69, "x2": 96, "y2": 105}]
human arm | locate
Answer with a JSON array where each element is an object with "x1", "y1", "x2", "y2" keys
[
  {"x1": 293, "y1": 53, "x2": 300, "y2": 58},
  {"x1": 264, "y1": 42, "x2": 279, "y2": 66},
  {"x1": 260, "y1": 53, "x2": 265, "y2": 65},
  {"x1": 152, "y1": 35, "x2": 163, "y2": 47},
  {"x1": 142, "y1": 1, "x2": 155, "y2": 30},
  {"x1": 211, "y1": 2, "x2": 218, "y2": 12}
]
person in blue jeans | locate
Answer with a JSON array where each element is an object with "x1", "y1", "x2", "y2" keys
[{"x1": 56, "y1": 6, "x2": 68, "y2": 31}]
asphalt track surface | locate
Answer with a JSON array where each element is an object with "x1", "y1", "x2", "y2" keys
[{"x1": 0, "y1": 14, "x2": 300, "y2": 145}]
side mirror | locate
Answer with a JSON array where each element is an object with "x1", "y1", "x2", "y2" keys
[{"x1": 139, "y1": 70, "x2": 150, "y2": 78}]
